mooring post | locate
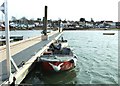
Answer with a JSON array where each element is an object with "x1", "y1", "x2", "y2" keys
[
  {"x1": 42, "y1": 6, "x2": 48, "y2": 40},
  {"x1": 43, "y1": 6, "x2": 47, "y2": 36},
  {"x1": 58, "y1": 20, "x2": 60, "y2": 32},
  {"x1": 44, "y1": 6, "x2": 47, "y2": 35},
  {"x1": 58, "y1": 19, "x2": 62, "y2": 32}
]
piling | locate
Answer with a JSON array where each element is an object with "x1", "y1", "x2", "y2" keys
[
  {"x1": 43, "y1": 6, "x2": 48, "y2": 35},
  {"x1": 42, "y1": 6, "x2": 48, "y2": 40}
]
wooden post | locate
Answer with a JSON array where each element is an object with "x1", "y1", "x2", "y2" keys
[
  {"x1": 58, "y1": 20, "x2": 60, "y2": 32},
  {"x1": 42, "y1": 6, "x2": 48, "y2": 40},
  {"x1": 44, "y1": 6, "x2": 47, "y2": 35}
]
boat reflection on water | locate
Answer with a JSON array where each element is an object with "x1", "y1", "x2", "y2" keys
[
  {"x1": 21, "y1": 64, "x2": 77, "y2": 85},
  {"x1": 40, "y1": 69, "x2": 77, "y2": 84}
]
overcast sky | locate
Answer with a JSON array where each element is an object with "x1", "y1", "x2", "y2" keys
[{"x1": 0, "y1": 0, "x2": 119, "y2": 21}]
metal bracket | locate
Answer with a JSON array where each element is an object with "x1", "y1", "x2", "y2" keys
[{"x1": 10, "y1": 58, "x2": 19, "y2": 72}]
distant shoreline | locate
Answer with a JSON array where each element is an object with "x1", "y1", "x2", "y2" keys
[
  {"x1": 63, "y1": 28, "x2": 119, "y2": 31},
  {"x1": 0, "y1": 27, "x2": 57, "y2": 31},
  {"x1": 0, "y1": 27, "x2": 119, "y2": 31}
]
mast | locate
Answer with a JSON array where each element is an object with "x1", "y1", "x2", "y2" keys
[{"x1": 4, "y1": 0, "x2": 12, "y2": 80}]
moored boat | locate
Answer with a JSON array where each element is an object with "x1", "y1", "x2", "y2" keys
[
  {"x1": 103, "y1": 33, "x2": 115, "y2": 35},
  {"x1": 39, "y1": 38, "x2": 77, "y2": 72}
]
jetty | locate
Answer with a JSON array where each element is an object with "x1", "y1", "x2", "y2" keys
[
  {"x1": 0, "y1": 30, "x2": 62, "y2": 85},
  {"x1": 0, "y1": 4, "x2": 63, "y2": 85}
]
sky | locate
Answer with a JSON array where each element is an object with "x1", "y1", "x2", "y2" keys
[{"x1": 0, "y1": 0, "x2": 119, "y2": 22}]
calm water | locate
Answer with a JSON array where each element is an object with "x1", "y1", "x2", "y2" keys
[
  {"x1": 1, "y1": 30, "x2": 118, "y2": 85},
  {"x1": 22, "y1": 30, "x2": 118, "y2": 85},
  {"x1": 62, "y1": 31, "x2": 118, "y2": 84},
  {"x1": 0, "y1": 30, "x2": 42, "y2": 39}
]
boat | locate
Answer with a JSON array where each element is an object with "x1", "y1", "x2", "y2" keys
[
  {"x1": 103, "y1": 33, "x2": 115, "y2": 35},
  {"x1": 0, "y1": 38, "x2": 13, "y2": 46},
  {"x1": 1, "y1": 35, "x2": 23, "y2": 41},
  {"x1": 38, "y1": 37, "x2": 77, "y2": 72}
]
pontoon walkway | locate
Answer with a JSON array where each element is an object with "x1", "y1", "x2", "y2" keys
[{"x1": 0, "y1": 30, "x2": 62, "y2": 85}]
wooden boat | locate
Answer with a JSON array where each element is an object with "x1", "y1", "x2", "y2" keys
[
  {"x1": 103, "y1": 33, "x2": 115, "y2": 35},
  {"x1": 39, "y1": 38, "x2": 77, "y2": 72},
  {"x1": 1, "y1": 35, "x2": 23, "y2": 41}
]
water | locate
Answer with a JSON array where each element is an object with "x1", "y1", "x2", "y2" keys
[
  {"x1": 0, "y1": 30, "x2": 42, "y2": 39},
  {"x1": 1, "y1": 30, "x2": 118, "y2": 85},
  {"x1": 62, "y1": 31, "x2": 118, "y2": 84}
]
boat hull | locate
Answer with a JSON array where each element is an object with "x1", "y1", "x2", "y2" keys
[
  {"x1": 40, "y1": 60, "x2": 75, "y2": 72},
  {"x1": 38, "y1": 37, "x2": 77, "y2": 72},
  {"x1": 103, "y1": 33, "x2": 115, "y2": 35}
]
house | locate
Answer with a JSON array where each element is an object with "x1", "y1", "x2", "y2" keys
[
  {"x1": 62, "y1": 20, "x2": 68, "y2": 29},
  {"x1": 104, "y1": 21, "x2": 116, "y2": 28},
  {"x1": 116, "y1": 22, "x2": 120, "y2": 28},
  {"x1": 79, "y1": 21, "x2": 86, "y2": 28},
  {"x1": 85, "y1": 21, "x2": 94, "y2": 28},
  {"x1": 0, "y1": 21, "x2": 5, "y2": 30}
]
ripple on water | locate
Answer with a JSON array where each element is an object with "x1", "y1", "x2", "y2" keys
[
  {"x1": 76, "y1": 69, "x2": 91, "y2": 84},
  {"x1": 21, "y1": 31, "x2": 118, "y2": 84},
  {"x1": 89, "y1": 66, "x2": 118, "y2": 84}
]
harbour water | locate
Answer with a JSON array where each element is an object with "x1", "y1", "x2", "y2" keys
[
  {"x1": 0, "y1": 30, "x2": 42, "y2": 39},
  {"x1": 0, "y1": 30, "x2": 119, "y2": 85},
  {"x1": 62, "y1": 31, "x2": 118, "y2": 84}
]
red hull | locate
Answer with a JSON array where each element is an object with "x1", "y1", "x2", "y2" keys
[
  {"x1": 40, "y1": 61, "x2": 75, "y2": 72},
  {"x1": 39, "y1": 43, "x2": 77, "y2": 72}
]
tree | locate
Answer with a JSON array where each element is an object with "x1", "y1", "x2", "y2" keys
[
  {"x1": 29, "y1": 18, "x2": 34, "y2": 24},
  {"x1": 37, "y1": 18, "x2": 41, "y2": 24},
  {"x1": 37, "y1": 18, "x2": 41, "y2": 21},
  {"x1": 80, "y1": 18, "x2": 86, "y2": 22},
  {"x1": 11, "y1": 16, "x2": 17, "y2": 24},
  {"x1": 20, "y1": 17, "x2": 28, "y2": 25},
  {"x1": 91, "y1": 18, "x2": 94, "y2": 22},
  {"x1": 11, "y1": 16, "x2": 17, "y2": 22}
]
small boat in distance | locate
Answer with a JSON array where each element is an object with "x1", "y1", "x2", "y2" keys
[
  {"x1": 103, "y1": 33, "x2": 115, "y2": 35},
  {"x1": 1, "y1": 35, "x2": 23, "y2": 41},
  {"x1": 38, "y1": 37, "x2": 77, "y2": 72}
]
